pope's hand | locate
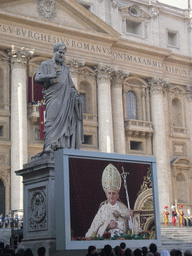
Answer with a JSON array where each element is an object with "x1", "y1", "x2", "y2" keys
[{"x1": 107, "y1": 220, "x2": 118, "y2": 230}]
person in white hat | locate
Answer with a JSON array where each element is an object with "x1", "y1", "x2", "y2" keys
[{"x1": 85, "y1": 164, "x2": 132, "y2": 238}]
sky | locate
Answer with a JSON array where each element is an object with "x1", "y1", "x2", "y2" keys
[{"x1": 158, "y1": 0, "x2": 188, "y2": 9}]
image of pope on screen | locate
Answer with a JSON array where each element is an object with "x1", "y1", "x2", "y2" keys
[{"x1": 85, "y1": 164, "x2": 133, "y2": 238}]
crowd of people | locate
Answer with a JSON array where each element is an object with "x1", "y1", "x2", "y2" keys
[
  {"x1": 86, "y1": 243, "x2": 192, "y2": 256},
  {"x1": 0, "y1": 243, "x2": 46, "y2": 256},
  {"x1": 0, "y1": 214, "x2": 23, "y2": 229}
]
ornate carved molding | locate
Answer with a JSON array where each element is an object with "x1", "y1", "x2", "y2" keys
[
  {"x1": 36, "y1": 0, "x2": 57, "y2": 20},
  {"x1": 150, "y1": 7, "x2": 159, "y2": 18},
  {"x1": 148, "y1": 77, "x2": 169, "y2": 94},
  {"x1": 111, "y1": 70, "x2": 129, "y2": 88},
  {"x1": 8, "y1": 45, "x2": 34, "y2": 69},
  {"x1": 111, "y1": 0, "x2": 118, "y2": 8},
  {"x1": 65, "y1": 58, "x2": 85, "y2": 77},
  {"x1": 77, "y1": 66, "x2": 95, "y2": 78},
  {"x1": 96, "y1": 64, "x2": 114, "y2": 84},
  {"x1": 65, "y1": 58, "x2": 85, "y2": 69},
  {"x1": 137, "y1": 169, "x2": 152, "y2": 196}
]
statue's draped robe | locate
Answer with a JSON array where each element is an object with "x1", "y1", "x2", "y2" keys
[
  {"x1": 85, "y1": 201, "x2": 129, "y2": 238},
  {"x1": 35, "y1": 59, "x2": 83, "y2": 150}
]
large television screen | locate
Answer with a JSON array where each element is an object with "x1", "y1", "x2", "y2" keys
[{"x1": 55, "y1": 149, "x2": 161, "y2": 250}]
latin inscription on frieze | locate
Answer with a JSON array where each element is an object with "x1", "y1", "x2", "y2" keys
[{"x1": 0, "y1": 23, "x2": 191, "y2": 77}]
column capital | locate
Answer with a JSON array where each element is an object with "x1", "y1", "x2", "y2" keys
[
  {"x1": 111, "y1": 69, "x2": 129, "y2": 89},
  {"x1": 65, "y1": 58, "x2": 85, "y2": 77},
  {"x1": 148, "y1": 77, "x2": 169, "y2": 94},
  {"x1": 8, "y1": 45, "x2": 34, "y2": 68},
  {"x1": 96, "y1": 64, "x2": 113, "y2": 84}
]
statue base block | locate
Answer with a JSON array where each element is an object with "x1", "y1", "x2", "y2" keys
[{"x1": 16, "y1": 151, "x2": 87, "y2": 256}]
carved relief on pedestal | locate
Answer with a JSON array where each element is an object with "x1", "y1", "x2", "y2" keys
[{"x1": 28, "y1": 188, "x2": 47, "y2": 231}]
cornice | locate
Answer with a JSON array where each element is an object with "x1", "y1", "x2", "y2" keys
[
  {"x1": 113, "y1": 38, "x2": 171, "y2": 58},
  {"x1": 164, "y1": 54, "x2": 192, "y2": 65}
]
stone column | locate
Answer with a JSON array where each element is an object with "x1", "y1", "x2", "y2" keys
[
  {"x1": 9, "y1": 46, "x2": 34, "y2": 212},
  {"x1": 149, "y1": 78, "x2": 170, "y2": 217},
  {"x1": 65, "y1": 58, "x2": 84, "y2": 90},
  {"x1": 96, "y1": 65, "x2": 114, "y2": 153},
  {"x1": 111, "y1": 70, "x2": 128, "y2": 154}
]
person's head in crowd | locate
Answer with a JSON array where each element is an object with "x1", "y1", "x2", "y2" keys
[
  {"x1": 161, "y1": 250, "x2": 170, "y2": 256},
  {"x1": 149, "y1": 243, "x2": 158, "y2": 254},
  {"x1": 114, "y1": 246, "x2": 123, "y2": 256},
  {"x1": 134, "y1": 248, "x2": 142, "y2": 256},
  {"x1": 184, "y1": 250, "x2": 192, "y2": 256},
  {"x1": 120, "y1": 242, "x2": 126, "y2": 250},
  {"x1": 15, "y1": 248, "x2": 25, "y2": 256},
  {"x1": 103, "y1": 244, "x2": 113, "y2": 255},
  {"x1": 175, "y1": 250, "x2": 182, "y2": 256},
  {"x1": 146, "y1": 253, "x2": 154, "y2": 256},
  {"x1": 170, "y1": 249, "x2": 176, "y2": 256},
  {"x1": 86, "y1": 246, "x2": 97, "y2": 255},
  {"x1": 125, "y1": 248, "x2": 132, "y2": 256},
  {"x1": 37, "y1": 247, "x2": 46, "y2": 256},
  {"x1": 142, "y1": 247, "x2": 148, "y2": 256},
  {"x1": 24, "y1": 248, "x2": 34, "y2": 256}
]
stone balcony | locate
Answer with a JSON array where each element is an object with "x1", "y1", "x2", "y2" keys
[
  {"x1": 83, "y1": 113, "x2": 98, "y2": 126},
  {"x1": 170, "y1": 126, "x2": 188, "y2": 138},
  {"x1": 124, "y1": 119, "x2": 153, "y2": 138}
]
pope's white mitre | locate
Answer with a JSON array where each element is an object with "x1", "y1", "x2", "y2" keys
[{"x1": 102, "y1": 163, "x2": 121, "y2": 193}]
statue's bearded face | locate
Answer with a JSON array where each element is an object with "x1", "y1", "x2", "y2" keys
[
  {"x1": 106, "y1": 189, "x2": 119, "y2": 205},
  {"x1": 54, "y1": 47, "x2": 66, "y2": 64}
]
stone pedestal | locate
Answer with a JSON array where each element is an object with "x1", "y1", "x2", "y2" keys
[
  {"x1": 16, "y1": 153, "x2": 56, "y2": 256},
  {"x1": 15, "y1": 152, "x2": 87, "y2": 256}
]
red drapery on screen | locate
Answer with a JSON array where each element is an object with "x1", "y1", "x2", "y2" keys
[
  {"x1": 28, "y1": 76, "x2": 43, "y2": 103},
  {"x1": 39, "y1": 106, "x2": 45, "y2": 140}
]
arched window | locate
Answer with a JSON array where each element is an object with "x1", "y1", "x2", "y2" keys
[
  {"x1": 0, "y1": 179, "x2": 5, "y2": 216},
  {"x1": 126, "y1": 91, "x2": 138, "y2": 119},
  {"x1": 176, "y1": 173, "x2": 187, "y2": 203},
  {"x1": 172, "y1": 98, "x2": 182, "y2": 127}
]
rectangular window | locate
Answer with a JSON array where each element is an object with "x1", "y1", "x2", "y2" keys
[
  {"x1": 83, "y1": 135, "x2": 93, "y2": 145},
  {"x1": 130, "y1": 141, "x2": 143, "y2": 151},
  {"x1": 0, "y1": 126, "x2": 3, "y2": 137},
  {"x1": 126, "y1": 20, "x2": 142, "y2": 36},
  {"x1": 168, "y1": 31, "x2": 178, "y2": 47}
]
